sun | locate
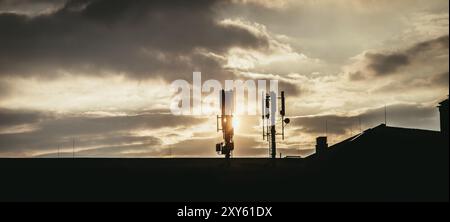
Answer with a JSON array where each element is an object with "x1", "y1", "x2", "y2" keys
[{"x1": 232, "y1": 117, "x2": 240, "y2": 129}]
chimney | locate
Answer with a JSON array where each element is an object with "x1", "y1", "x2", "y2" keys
[
  {"x1": 438, "y1": 98, "x2": 449, "y2": 136},
  {"x1": 315, "y1": 136, "x2": 328, "y2": 155}
]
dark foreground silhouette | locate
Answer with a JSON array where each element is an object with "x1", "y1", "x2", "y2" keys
[{"x1": 0, "y1": 125, "x2": 448, "y2": 202}]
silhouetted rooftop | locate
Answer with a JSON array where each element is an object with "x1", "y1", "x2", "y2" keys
[
  {"x1": 0, "y1": 124, "x2": 447, "y2": 201},
  {"x1": 311, "y1": 124, "x2": 446, "y2": 161},
  {"x1": 439, "y1": 98, "x2": 449, "y2": 106}
]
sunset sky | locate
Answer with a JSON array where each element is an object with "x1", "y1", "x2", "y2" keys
[{"x1": 0, "y1": 0, "x2": 448, "y2": 157}]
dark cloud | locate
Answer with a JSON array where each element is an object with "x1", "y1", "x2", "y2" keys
[
  {"x1": 365, "y1": 53, "x2": 409, "y2": 75},
  {"x1": 371, "y1": 71, "x2": 449, "y2": 93},
  {"x1": 0, "y1": 102, "x2": 441, "y2": 157},
  {"x1": 350, "y1": 35, "x2": 449, "y2": 80},
  {"x1": 167, "y1": 138, "x2": 218, "y2": 156},
  {"x1": 0, "y1": 81, "x2": 11, "y2": 98},
  {"x1": 348, "y1": 71, "x2": 365, "y2": 81},
  {"x1": 292, "y1": 114, "x2": 358, "y2": 135},
  {"x1": 37, "y1": 112, "x2": 206, "y2": 136},
  {"x1": 292, "y1": 103, "x2": 440, "y2": 136},
  {"x1": 361, "y1": 104, "x2": 439, "y2": 130},
  {"x1": 41, "y1": 136, "x2": 229, "y2": 157},
  {"x1": 0, "y1": 0, "x2": 270, "y2": 81},
  {"x1": 0, "y1": 108, "x2": 46, "y2": 127},
  {"x1": 0, "y1": 109, "x2": 206, "y2": 155},
  {"x1": 39, "y1": 137, "x2": 309, "y2": 157},
  {"x1": 0, "y1": 0, "x2": 66, "y2": 15},
  {"x1": 406, "y1": 35, "x2": 449, "y2": 55},
  {"x1": 36, "y1": 135, "x2": 162, "y2": 157},
  {"x1": 278, "y1": 80, "x2": 301, "y2": 96},
  {"x1": 431, "y1": 71, "x2": 449, "y2": 87},
  {"x1": 166, "y1": 135, "x2": 266, "y2": 157}
]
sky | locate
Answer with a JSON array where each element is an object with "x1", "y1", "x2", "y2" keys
[{"x1": 0, "y1": 0, "x2": 448, "y2": 157}]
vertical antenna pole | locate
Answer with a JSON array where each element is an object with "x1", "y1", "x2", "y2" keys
[
  {"x1": 281, "y1": 91, "x2": 285, "y2": 140},
  {"x1": 270, "y1": 91, "x2": 277, "y2": 159},
  {"x1": 262, "y1": 91, "x2": 265, "y2": 140},
  {"x1": 271, "y1": 125, "x2": 276, "y2": 159},
  {"x1": 359, "y1": 116, "x2": 362, "y2": 132},
  {"x1": 266, "y1": 93, "x2": 270, "y2": 142},
  {"x1": 72, "y1": 138, "x2": 75, "y2": 159},
  {"x1": 384, "y1": 104, "x2": 387, "y2": 125},
  {"x1": 260, "y1": 90, "x2": 289, "y2": 159}
]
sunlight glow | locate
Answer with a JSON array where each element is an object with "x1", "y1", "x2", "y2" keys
[{"x1": 232, "y1": 117, "x2": 240, "y2": 129}]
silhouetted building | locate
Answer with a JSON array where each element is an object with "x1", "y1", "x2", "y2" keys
[
  {"x1": 315, "y1": 136, "x2": 328, "y2": 155},
  {"x1": 438, "y1": 98, "x2": 448, "y2": 136},
  {"x1": 1, "y1": 99, "x2": 448, "y2": 202},
  {"x1": 308, "y1": 123, "x2": 448, "y2": 200}
]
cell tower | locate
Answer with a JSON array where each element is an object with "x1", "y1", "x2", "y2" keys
[
  {"x1": 262, "y1": 91, "x2": 290, "y2": 158},
  {"x1": 216, "y1": 89, "x2": 235, "y2": 158}
]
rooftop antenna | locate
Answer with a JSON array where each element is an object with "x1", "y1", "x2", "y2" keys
[
  {"x1": 262, "y1": 91, "x2": 265, "y2": 141},
  {"x1": 261, "y1": 90, "x2": 290, "y2": 159},
  {"x1": 58, "y1": 144, "x2": 60, "y2": 158},
  {"x1": 384, "y1": 104, "x2": 387, "y2": 125},
  {"x1": 359, "y1": 116, "x2": 362, "y2": 132},
  {"x1": 72, "y1": 138, "x2": 75, "y2": 159},
  {"x1": 216, "y1": 89, "x2": 235, "y2": 158}
]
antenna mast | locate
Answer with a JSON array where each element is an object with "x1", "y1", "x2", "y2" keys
[{"x1": 216, "y1": 89, "x2": 235, "y2": 158}]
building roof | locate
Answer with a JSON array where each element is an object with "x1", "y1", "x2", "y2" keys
[
  {"x1": 308, "y1": 123, "x2": 447, "y2": 175},
  {"x1": 324, "y1": 124, "x2": 443, "y2": 157},
  {"x1": 438, "y1": 98, "x2": 449, "y2": 107},
  {"x1": 303, "y1": 123, "x2": 448, "y2": 201}
]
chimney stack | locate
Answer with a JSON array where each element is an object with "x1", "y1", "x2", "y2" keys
[
  {"x1": 438, "y1": 98, "x2": 448, "y2": 136},
  {"x1": 315, "y1": 136, "x2": 328, "y2": 155}
]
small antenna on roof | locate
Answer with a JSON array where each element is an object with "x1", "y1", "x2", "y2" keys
[
  {"x1": 72, "y1": 138, "x2": 75, "y2": 159},
  {"x1": 384, "y1": 104, "x2": 387, "y2": 125},
  {"x1": 359, "y1": 116, "x2": 361, "y2": 132}
]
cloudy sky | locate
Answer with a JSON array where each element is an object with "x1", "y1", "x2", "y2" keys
[{"x1": 0, "y1": 0, "x2": 448, "y2": 157}]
